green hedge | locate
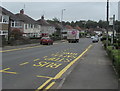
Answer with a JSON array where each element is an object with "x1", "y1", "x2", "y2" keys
[
  {"x1": 107, "y1": 46, "x2": 120, "y2": 78},
  {"x1": 102, "y1": 40, "x2": 111, "y2": 49}
]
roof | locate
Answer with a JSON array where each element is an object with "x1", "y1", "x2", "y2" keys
[
  {"x1": 74, "y1": 26, "x2": 81, "y2": 30},
  {"x1": 54, "y1": 23, "x2": 62, "y2": 29},
  {"x1": 15, "y1": 13, "x2": 38, "y2": 24},
  {"x1": 37, "y1": 19, "x2": 50, "y2": 26},
  {"x1": 65, "y1": 25, "x2": 73, "y2": 29},
  {"x1": 0, "y1": 6, "x2": 19, "y2": 20}
]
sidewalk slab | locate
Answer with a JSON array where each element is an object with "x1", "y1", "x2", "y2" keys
[{"x1": 60, "y1": 42, "x2": 118, "y2": 89}]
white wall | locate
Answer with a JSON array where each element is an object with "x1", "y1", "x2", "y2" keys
[
  {"x1": 41, "y1": 25, "x2": 56, "y2": 35},
  {"x1": 24, "y1": 23, "x2": 41, "y2": 37}
]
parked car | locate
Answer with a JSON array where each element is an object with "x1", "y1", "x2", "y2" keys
[
  {"x1": 91, "y1": 36, "x2": 95, "y2": 39},
  {"x1": 86, "y1": 35, "x2": 91, "y2": 38},
  {"x1": 40, "y1": 37, "x2": 53, "y2": 45},
  {"x1": 92, "y1": 37, "x2": 99, "y2": 43}
]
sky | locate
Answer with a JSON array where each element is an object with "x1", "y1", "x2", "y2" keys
[{"x1": 0, "y1": 1, "x2": 119, "y2": 22}]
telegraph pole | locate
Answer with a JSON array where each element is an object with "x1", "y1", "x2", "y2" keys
[
  {"x1": 106, "y1": 0, "x2": 109, "y2": 46},
  {"x1": 60, "y1": 9, "x2": 66, "y2": 40},
  {"x1": 112, "y1": 15, "x2": 115, "y2": 44}
]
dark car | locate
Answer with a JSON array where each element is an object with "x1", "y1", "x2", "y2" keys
[{"x1": 40, "y1": 37, "x2": 53, "y2": 45}]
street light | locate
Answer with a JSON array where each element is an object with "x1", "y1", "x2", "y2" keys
[{"x1": 60, "y1": 9, "x2": 66, "y2": 40}]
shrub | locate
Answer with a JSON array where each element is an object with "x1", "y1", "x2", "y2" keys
[
  {"x1": 111, "y1": 49, "x2": 120, "y2": 78},
  {"x1": 114, "y1": 53, "x2": 120, "y2": 78},
  {"x1": 106, "y1": 46, "x2": 120, "y2": 78},
  {"x1": 102, "y1": 40, "x2": 111, "y2": 49},
  {"x1": 101, "y1": 36, "x2": 111, "y2": 41}
]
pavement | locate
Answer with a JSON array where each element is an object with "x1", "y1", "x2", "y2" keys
[{"x1": 60, "y1": 41, "x2": 119, "y2": 90}]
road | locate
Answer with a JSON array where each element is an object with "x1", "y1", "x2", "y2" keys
[{"x1": 1, "y1": 38, "x2": 92, "y2": 90}]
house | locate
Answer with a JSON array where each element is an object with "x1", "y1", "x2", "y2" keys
[
  {"x1": 0, "y1": 6, "x2": 11, "y2": 41},
  {"x1": 0, "y1": 6, "x2": 26, "y2": 42},
  {"x1": 15, "y1": 9, "x2": 41, "y2": 38},
  {"x1": 37, "y1": 16, "x2": 56, "y2": 37}
]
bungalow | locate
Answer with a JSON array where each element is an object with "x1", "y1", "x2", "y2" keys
[
  {"x1": 37, "y1": 16, "x2": 56, "y2": 37},
  {"x1": 15, "y1": 9, "x2": 41, "y2": 38}
]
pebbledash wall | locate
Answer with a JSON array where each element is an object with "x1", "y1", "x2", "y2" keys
[{"x1": 118, "y1": 1, "x2": 120, "y2": 21}]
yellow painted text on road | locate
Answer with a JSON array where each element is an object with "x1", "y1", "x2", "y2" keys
[
  {"x1": 54, "y1": 44, "x2": 92, "y2": 79},
  {"x1": 36, "y1": 44, "x2": 92, "y2": 90},
  {"x1": 33, "y1": 61, "x2": 62, "y2": 68}
]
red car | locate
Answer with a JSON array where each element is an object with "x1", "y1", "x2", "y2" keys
[{"x1": 40, "y1": 37, "x2": 53, "y2": 45}]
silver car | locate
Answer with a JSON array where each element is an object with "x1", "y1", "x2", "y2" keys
[{"x1": 92, "y1": 37, "x2": 99, "y2": 43}]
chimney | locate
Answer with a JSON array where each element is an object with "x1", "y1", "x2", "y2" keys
[
  {"x1": 20, "y1": 9, "x2": 24, "y2": 14},
  {"x1": 41, "y1": 15, "x2": 44, "y2": 20}
]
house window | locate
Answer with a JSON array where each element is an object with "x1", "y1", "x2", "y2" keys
[
  {"x1": 3, "y1": 15, "x2": 9, "y2": 23},
  {"x1": 31, "y1": 24, "x2": 33, "y2": 28},
  {"x1": 34, "y1": 25, "x2": 37, "y2": 28},
  {"x1": 11, "y1": 20, "x2": 15, "y2": 27},
  {"x1": 25, "y1": 24, "x2": 27, "y2": 29},
  {"x1": 29, "y1": 24, "x2": 31, "y2": 28},
  {"x1": 0, "y1": 15, "x2": 2, "y2": 22},
  {"x1": 15, "y1": 21, "x2": 22, "y2": 27}
]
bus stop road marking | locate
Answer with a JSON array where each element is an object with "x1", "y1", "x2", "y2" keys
[
  {"x1": 36, "y1": 44, "x2": 92, "y2": 90},
  {"x1": 0, "y1": 68, "x2": 18, "y2": 74}
]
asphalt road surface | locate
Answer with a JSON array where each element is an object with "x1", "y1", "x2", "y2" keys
[{"x1": 1, "y1": 38, "x2": 92, "y2": 90}]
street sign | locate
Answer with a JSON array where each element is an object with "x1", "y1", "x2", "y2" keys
[{"x1": 109, "y1": 17, "x2": 113, "y2": 25}]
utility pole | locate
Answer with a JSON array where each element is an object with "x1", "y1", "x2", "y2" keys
[
  {"x1": 60, "y1": 9, "x2": 66, "y2": 40},
  {"x1": 112, "y1": 15, "x2": 115, "y2": 44},
  {"x1": 106, "y1": 0, "x2": 109, "y2": 46}
]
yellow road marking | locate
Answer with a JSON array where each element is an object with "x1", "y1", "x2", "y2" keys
[
  {"x1": 34, "y1": 59, "x2": 40, "y2": 62},
  {"x1": 0, "y1": 45, "x2": 42, "y2": 53},
  {"x1": 19, "y1": 62, "x2": 29, "y2": 66},
  {"x1": 1, "y1": 71, "x2": 17, "y2": 74},
  {"x1": 36, "y1": 78, "x2": 53, "y2": 91},
  {"x1": 53, "y1": 44, "x2": 92, "y2": 79},
  {"x1": 0, "y1": 68, "x2": 10, "y2": 72},
  {"x1": 0, "y1": 68, "x2": 17, "y2": 74},
  {"x1": 37, "y1": 75, "x2": 53, "y2": 79},
  {"x1": 45, "y1": 82, "x2": 55, "y2": 90},
  {"x1": 36, "y1": 44, "x2": 92, "y2": 90}
]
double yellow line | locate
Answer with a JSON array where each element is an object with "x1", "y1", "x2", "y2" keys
[{"x1": 36, "y1": 44, "x2": 92, "y2": 90}]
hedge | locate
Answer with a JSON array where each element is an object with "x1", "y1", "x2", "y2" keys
[{"x1": 107, "y1": 46, "x2": 120, "y2": 78}]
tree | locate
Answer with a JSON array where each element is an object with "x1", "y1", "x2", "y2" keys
[
  {"x1": 10, "y1": 28, "x2": 22, "y2": 40},
  {"x1": 52, "y1": 17, "x2": 60, "y2": 23}
]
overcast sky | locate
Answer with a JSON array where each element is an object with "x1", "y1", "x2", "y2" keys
[{"x1": 1, "y1": 2, "x2": 119, "y2": 22}]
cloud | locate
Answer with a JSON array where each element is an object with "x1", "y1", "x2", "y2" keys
[{"x1": 1, "y1": 2, "x2": 118, "y2": 21}]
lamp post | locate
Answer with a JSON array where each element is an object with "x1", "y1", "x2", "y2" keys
[{"x1": 60, "y1": 9, "x2": 66, "y2": 40}]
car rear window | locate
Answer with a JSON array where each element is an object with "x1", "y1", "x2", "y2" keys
[{"x1": 41, "y1": 37, "x2": 50, "y2": 39}]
